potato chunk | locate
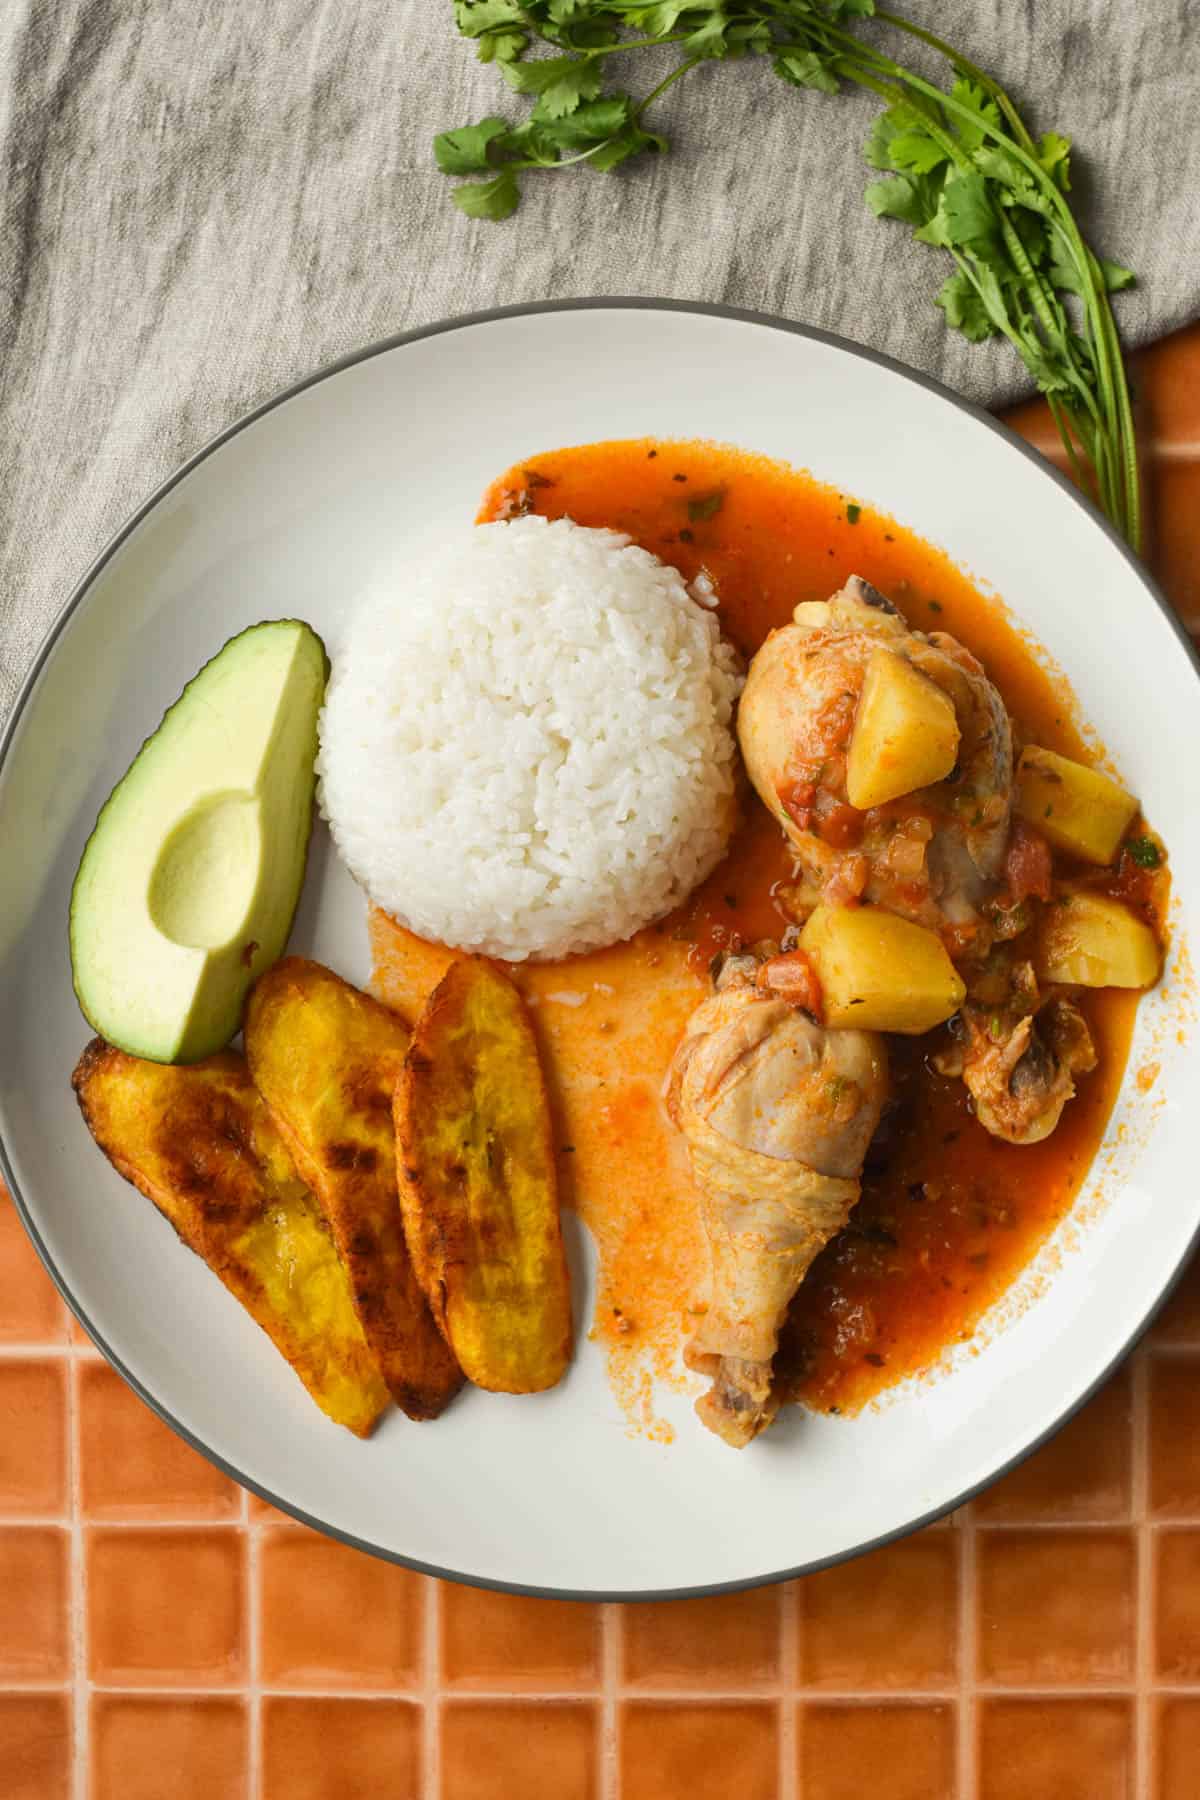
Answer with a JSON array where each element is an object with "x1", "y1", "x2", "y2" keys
[
  {"x1": 845, "y1": 648, "x2": 961, "y2": 810},
  {"x1": 245, "y1": 958, "x2": 462, "y2": 1421},
  {"x1": 396, "y1": 957, "x2": 572, "y2": 1394},
  {"x1": 1015, "y1": 747, "x2": 1138, "y2": 865},
  {"x1": 1036, "y1": 889, "x2": 1162, "y2": 989},
  {"x1": 72, "y1": 1041, "x2": 389, "y2": 1436},
  {"x1": 800, "y1": 903, "x2": 966, "y2": 1034}
]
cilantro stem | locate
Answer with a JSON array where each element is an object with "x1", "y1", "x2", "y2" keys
[{"x1": 637, "y1": 58, "x2": 700, "y2": 118}]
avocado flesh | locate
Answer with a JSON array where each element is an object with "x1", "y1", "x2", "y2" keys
[{"x1": 70, "y1": 620, "x2": 328, "y2": 1063}]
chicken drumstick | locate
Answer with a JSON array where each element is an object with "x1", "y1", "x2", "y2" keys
[{"x1": 667, "y1": 950, "x2": 888, "y2": 1448}]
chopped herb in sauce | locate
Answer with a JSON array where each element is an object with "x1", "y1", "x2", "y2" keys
[
  {"x1": 846, "y1": 503, "x2": 861, "y2": 525},
  {"x1": 687, "y1": 488, "x2": 725, "y2": 523},
  {"x1": 928, "y1": 599, "x2": 943, "y2": 613},
  {"x1": 1126, "y1": 835, "x2": 1161, "y2": 869}
]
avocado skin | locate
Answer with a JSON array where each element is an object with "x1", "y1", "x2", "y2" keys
[{"x1": 69, "y1": 619, "x2": 330, "y2": 1064}]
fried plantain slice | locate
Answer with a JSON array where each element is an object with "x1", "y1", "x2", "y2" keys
[
  {"x1": 395, "y1": 957, "x2": 572, "y2": 1394},
  {"x1": 72, "y1": 1040, "x2": 389, "y2": 1436},
  {"x1": 244, "y1": 957, "x2": 461, "y2": 1421}
]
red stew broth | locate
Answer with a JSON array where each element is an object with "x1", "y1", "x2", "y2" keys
[{"x1": 371, "y1": 440, "x2": 1138, "y2": 1419}]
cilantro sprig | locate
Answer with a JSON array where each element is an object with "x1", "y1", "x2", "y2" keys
[{"x1": 436, "y1": 0, "x2": 1141, "y2": 550}]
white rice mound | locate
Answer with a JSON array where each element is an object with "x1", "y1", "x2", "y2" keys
[{"x1": 317, "y1": 515, "x2": 743, "y2": 961}]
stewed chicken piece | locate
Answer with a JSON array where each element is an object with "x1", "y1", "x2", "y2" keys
[
  {"x1": 737, "y1": 576, "x2": 1098, "y2": 1147},
  {"x1": 737, "y1": 576, "x2": 1013, "y2": 947},
  {"x1": 666, "y1": 949, "x2": 888, "y2": 1448}
]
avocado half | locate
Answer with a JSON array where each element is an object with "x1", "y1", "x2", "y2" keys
[{"x1": 70, "y1": 619, "x2": 329, "y2": 1063}]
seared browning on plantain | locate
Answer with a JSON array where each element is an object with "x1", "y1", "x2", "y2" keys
[
  {"x1": 396, "y1": 957, "x2": 572, "y2": 1394},
  {"x1": 72, "y1": 1041, "x2": 389, "y2": 1436},
  {"x1": 244, "y1": 957, "x2": 461, "y2": 1421}
]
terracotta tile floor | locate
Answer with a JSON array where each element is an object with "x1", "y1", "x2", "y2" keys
[{"x1": 1, "y1": 322, "x2": 1198, "y2": 1797}]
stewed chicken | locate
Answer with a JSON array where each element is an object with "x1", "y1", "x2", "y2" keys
[{"x1": 666, "y1": 948, "x2": 887, "y2": 1446}]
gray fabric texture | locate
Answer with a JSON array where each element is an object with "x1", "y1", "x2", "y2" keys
[{"x1": 1, "y1": 1, "x2": 1197, "y2": 717}]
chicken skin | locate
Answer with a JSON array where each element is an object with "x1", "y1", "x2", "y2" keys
[
  {"x1": 667, "y1": 951, "x2": 888, "y2": 1447},
  {"x1": 738, "y1": 576, "x2": 1013, "y2": 943},
  {"x1": 947, "y1": 989, "x2": 1097, "y2": 1146}
]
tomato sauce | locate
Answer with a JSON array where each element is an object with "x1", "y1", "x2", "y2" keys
[{"x1": 372, "y1": 439, "x2": 1143, "y2": 1427}]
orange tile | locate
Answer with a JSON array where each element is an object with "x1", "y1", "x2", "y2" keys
[
  {"x1": 0, "y1": 1359, "x2": 67, "y2": 1515},
  {"x1": 1138, "y1": 324, "x2": 1200, "y2": 450},
  {"x1": 258, "y1": 1525, "x2": 423, "y2": 1689},
  {"x1": 442, "y1": 1583, "x2": 600, "y2": 1690},
  {"x1": 799, "y1": 1702, "x2": 955, "y2": 1800},
  {"x1": 1149, "y1": 1353, "x2": 1200, "y2": 1517},
  {"x1": 0, "y1": 1526, "x2": 69, "y2": 1679},
  {"x1": 977, "y1": 1698, "x2": 1134, "y2": 1800},
  {"x1": 262, "y1": 1697, "x2": 420, "y2": 1800},
  {"x1": 79, "y1": 1361, "x2": 239, "y2": 1520},
  {"x1": 0, "y1": 1693, "x2": 70, "y2": 1800},
  {"x1": 87, "y1": 1527, "x2": 244, "y2": 1685},
  {"x1": 1149, "y1": 460, "x2": 1200, "y2": 631},
  {"x1": 247, "y1": 1490, "x2": 292, "y2": 1522},
  {"x1": 0, "y1": 1194, "x2": 65, "y2": 1342},
  {"x1": 797, "y1": 1536, "x2": 957, "y2": 1690},
  {"x1": 974, "y1": 1364, "x2": 1132, "y2": 1522},
  {"x1": 1155, "y1": 1530, "x2": 1200, "y2": 1681},
  {"x1": 976, "y1": 1528, "x2": 1135, "y2": 1685},
  {"x1": 70, "y1": 1315, "x2": 100, "y2": 1349},
  {"x1": 621, "y1": 1702, "x2": 778, "y2": 1800},
  {"x1": 443, "y1": 1701, "x2": 597, "y2": 1800},
  {"x1": 1156, "y1": 1696, "x2": 1200, "y2": 1800},
  {"x1": 1001, "y1": 395, "x2": 1065, "y2": 457},
  {"x1": 1152, "y1": 1252, "x2": 1200, "y2": 1344},
  {"x1": 621, "y1": 1586, "x2": 780, "y2": 1690},
  {"x1": 91, "y1": 1696, "x2": 247, "y2": 1800}
]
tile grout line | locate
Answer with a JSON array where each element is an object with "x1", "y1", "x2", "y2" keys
[
  {"x1": 245, "y1": 1488, "x2": 260, "y2": 1800},
  {"x1": 780, "y1": 1583, "x2": 798, "y2": 1800},
  {"x1": 1132, "y1": 1345, "x2": 1152, "y2": 1800},
  {"x1": 600, "y1": 1601, "x2": 619, "y2": 1800},
  {"x1": 66, "y1": 1681, "x2": 1165, "y2": 1701},
  {"x1": 957, "y1": 1509, "x2": 977, "y2": 1800},
  {"x1": 66, "y1": 1340, "x2": 88, "y2": 1800},
  {"x1": 422, "y1": 1579, "x2": 441, "y2": 1800}
]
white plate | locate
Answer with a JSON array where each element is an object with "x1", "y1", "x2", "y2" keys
[{"x1": 1, "y1": 301, "x2": 1197, "y2": 1598}]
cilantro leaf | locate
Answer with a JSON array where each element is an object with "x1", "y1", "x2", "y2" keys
[
  {"x1": 545, "y1": 94, "x2": 631, "y2": 143},
  {"x1": 1037, "y1": 130, "x2": 1072, "y2": 190},
  {"x1": 864, "y1": 109, "x2": 903, "y2": 170},
  {"x1": 865, "y1": 175, "x2": 930, "y2": 226},
  {"x1": 452, "y1": 168, "x2": 522, "y2": 220},
  {"x1": 630, "y1": 1, "x2": 698, "y2": 29},
  {"x1": 477, "y1": 27, "x2": 527, "y2": 61},
  {"x1": 434, "y1": 117, "x2": 512, "y2": 175},
  {"x1": 1100, "y1": 257, "x2": 1136, "y2": 293},
  {"x1": 454, "y1": 0, "x2": 527, "y2": 33},
  {"x1": 935, "y1": 172, "x2": 1000, "y2": 250},
  {"x1": 936, "y1": 269, "x2": 999, "y2": 341},
  {"x1": 888, "y1": 130, "x2": 950, "y2": 174},
  {"x1": 500, "y1": 54, "x2": 602, "y2": 117},
  {"x1": 948, "y1": 77, "x2": 1001, "y2": 154},
  {"x1": 774, "y1": 50, "x2": 840, "y2": 94},
  {"x1": 1126, "y1": 836, "x2": 1161, "y2": 869}
]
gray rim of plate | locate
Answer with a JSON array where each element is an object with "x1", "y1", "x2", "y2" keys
[{"x1": 2, "y1": 297, "x2": 1198, "y2": 1602}]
